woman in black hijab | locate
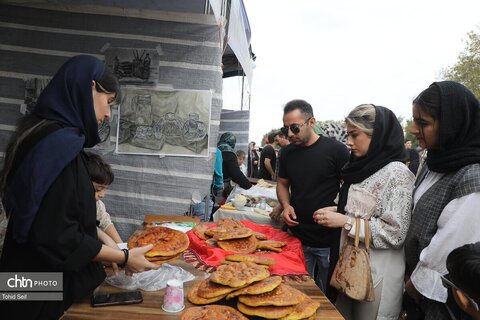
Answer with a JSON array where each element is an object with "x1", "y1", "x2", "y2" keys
[
  {"x1": 404, "y1": 81, "x2": 480, "y2": 320},
  {"x1": 314, "y1": 104, "x2": 415, "y2": 320},
  {"x1": 0, "y1": 55, "x2": 158, "y2": 319}
]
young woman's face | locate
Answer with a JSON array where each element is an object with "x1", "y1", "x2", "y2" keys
[
  {"x1": 92, "y1": 81, "x2": 115, "y2": 124},
  {"x1": 346, "y1": 123, "x2": 371, "y2": 157},
  {"x1": 411, "y1": 104, "x2": 439, "y2": 149},
  {"x1": 93, "y1": 182, "x2": 108, "y2": 201}
]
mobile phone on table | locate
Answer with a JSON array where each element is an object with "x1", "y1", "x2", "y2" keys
[{"x1": 91, "y1": 290, "x2": 143, "y2": 307}]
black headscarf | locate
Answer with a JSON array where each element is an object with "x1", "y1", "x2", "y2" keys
[
  {"x1": 338, "y1": 105, "x2": 406, "y2": 212},
  {"x1": 425, "y1": 81, "x2": 480, "y2": 173},
  {"x1": 4, "y1": 55, "x2": 105, "y2": 243},
  {"x1": 217, "y1": 132, "x2": 236, "y2": 153}
]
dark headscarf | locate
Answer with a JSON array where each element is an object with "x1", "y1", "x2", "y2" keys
[
  {"x1": 425, "y1": 81, "x2": 480, "y2": 173},
  {"x1": 34, "y1": 55, "x2": 104, "y2": 147},
  {"x1": 217, "y1": 132, "x2": 236, "y2": 152},
  {"x1": 5, "y1": 55, "x2": 105, "y2": 243},
  {"x1": 338, "y1": 105, "x2": 406, "y2": 212}
]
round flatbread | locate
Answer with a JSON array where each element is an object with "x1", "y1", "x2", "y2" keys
[
  {"x1": 216, "y1": 218, "x2": 245, "y2": 229},
  {"x1": 237, "y1": 302, "x2": 294, "y2": 319},
  {"x1": 238, "y1": 283, "x2": 306, "y2": 307},
  {"x1": 181, "y1": 305, "x2": 248, "y2": 320},
  {"x1": 213, "y1": 227, "x2": 253, "y2": 241},
  {"x1": 192, "y1": 222, "x2": 210, "y2": 240},
  {"x1": 226, "y1": 276, "x2": 282, "y2": 299},
  {"x1": 217, "y1": 235, "x2": 258, "y2": 254},
  {"x1": 258, "y1": 240, "x2": 286, "y2": 247},
  {"x1": 278, "y1": 297, "x2": 320, "y2": 320},
  {"x1": 187, "y1": 280, "x2": 227, "y2": 305},
  {"x1": 127, "y1": 226, "x2": 189, "y2": 257},
  {"x1": 196, "y1": 279, "x2": 243, "y2": 299},
  {"x1": 253, "y1": 231, "x2": 268, "y2": 240},
  {"x1": 210, "y1": 261, "x2": 270, "y2": 288},
  {"x1": 225, "y1": 254, "x2": 276, "y2": 266}
]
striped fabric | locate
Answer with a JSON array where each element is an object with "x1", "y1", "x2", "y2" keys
[{"x1": 0, "y1": 4, "x2": 226, "y2": 239}]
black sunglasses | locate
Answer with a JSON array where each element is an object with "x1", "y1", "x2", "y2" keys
[
  {"x1": 281, "y1": 117, "x2": 311, "y2": 136},
  {"x1": 441, "y1": 274, "x2": 479, "y2": 311}
]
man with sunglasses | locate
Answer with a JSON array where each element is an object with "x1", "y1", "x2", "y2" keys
[
  {"x1": 277, "y1": 99, "x2": 349, "y2": 301},
  {"x1": 442, "y1": 242, "x2": 480, "y2": 319}
]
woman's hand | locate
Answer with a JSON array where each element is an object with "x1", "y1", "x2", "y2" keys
[
  {"x1": 313, "y1": 207, "x2": 347, "y2": 228},
  {"x1": 282, "y1": 204, "x2": 299, "y2": 227},
  {"x1": 125, "y1": 244, "x2": 160, "y2": 276}
]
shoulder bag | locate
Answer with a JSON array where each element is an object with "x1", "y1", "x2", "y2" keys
[{"x1": 330, "y1": 217, "x2": 375, "y2": 302}]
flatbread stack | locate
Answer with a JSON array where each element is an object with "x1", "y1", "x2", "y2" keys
[
  {"x1": 127, "y1": 226, "x2": 189, "y2": 264},
  {"x1": 187, "y1": 261, "x2": 270, "y2": 304},
  {"x1": 237, "y1": 284, "x2": 319, "y2": 319},
  {"x1": 186, "y1": 261, "x2": 320, "y2": 319},
  {"x1": 192, "y1": 218, "x2": 285, "y2": 254},
  {"x1": 181, "y1": 305, "x2": 248, "y2": 320}
]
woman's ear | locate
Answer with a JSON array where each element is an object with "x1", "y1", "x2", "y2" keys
[{"x1": 91, "y1": 80, "x2": 96, "y2": 88}]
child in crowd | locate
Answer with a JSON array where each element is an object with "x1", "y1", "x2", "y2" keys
[
  {"x1": 236, "y1": 150, "x2": 248, "y2": 177},
  {"x1": 444, "y1": 242, "x2": 480, "y2": 319},
  {"x1": 84, "y1": 151, "x2": 123, "y2": 244}
]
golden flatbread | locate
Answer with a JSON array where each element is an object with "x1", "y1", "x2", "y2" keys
[
  {"x1": 145, "y1": 253, "x2": 181, "y2": 262},
  {"x1": 278, "y1": 297, "x2": 320, "y2": 320},
  {"x1": 197, "y1": 279, "x2": 243, "y2": 298},
  {"x1": 238, "y1": 283, "x2": 306, "y2": 307},
  {"x1": 204, "y1": 226, "x2": 227, "y2": 237},
  {"x1": 258, "y1": 240, "x2": 286, "y2": 247},
  {"x1": 237, "y1": 302, "x2": 295, "y2": 319},
  {"x1": 192, "y1": 222, "x2": 210, "y2": 240},
  {"x1": 253, "y1": 231, "x2": 268, "y2": 240},
  {"x1": 181, "y1": 305, "x2": 248, "y2": 320},
  {"x1": 210, "y1": 261, "x2": 270, "y2": 288},
  {"x1": 217, "y1": 236, "x2": 258, "y2": 254},
  {"x1": 219, "y1": 260, "x2": 269, "y2": 269},
  {"x1": 256, "y1": 240, "x2": 286, "y2": 252},
  {"x1": 127, "y1": 226, "x2": 189, "y2": 257},
  {"x1": 226, "y1": 276, "x2": 282, "y2": 299},
  {"x1": 225, "y1": 254, "x2": 276, "y2": 266},
  {"x1": 216, "y1": 218, "x2": 245, "y2": 229},
  {"x1": 213, "y1": 227, "x2": 253, "y2": 241},
  {"x1": 187, "y1": 280, "x2": 227, "y2": 305}
]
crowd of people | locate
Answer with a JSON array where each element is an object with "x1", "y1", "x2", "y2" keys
[{"x1": 0, "y1": 54, "x2": 479, "y2": 320}]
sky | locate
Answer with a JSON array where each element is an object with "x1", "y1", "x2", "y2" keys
[{"x1": 222, "y1": 0, "x2": 480, "y2": 144}]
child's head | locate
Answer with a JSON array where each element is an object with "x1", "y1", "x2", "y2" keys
[
  {"x1": 446, "y1": 242, "x2": 480, "y2": 318},
  {"x1": 84, "y1": 151, "x2": 114, "y2": 201},
  {"x1": 236, "y1": 150, "x2": 246, "y2": 166}
]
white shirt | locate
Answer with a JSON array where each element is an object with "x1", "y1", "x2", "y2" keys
[{"x1": 410, "y1": 170, "x2": 480, "y2": 302}]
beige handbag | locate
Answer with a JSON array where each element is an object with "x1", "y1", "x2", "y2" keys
[{"x1": 330, "y1": 217, "x2": 375, "y2": 302}]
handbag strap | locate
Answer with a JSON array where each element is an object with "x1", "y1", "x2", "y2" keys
[{"x1": 354, "y1": 217, "x2": 371, "y2": 252}]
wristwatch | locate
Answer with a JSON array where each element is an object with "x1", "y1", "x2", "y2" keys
[{"x1": 343, "y1": 217, "x2": 353, "y2": 231}]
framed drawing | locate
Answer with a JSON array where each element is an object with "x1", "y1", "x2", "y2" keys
[{"x1": 116, "y1": 87, "x2": 211, "y2": 157}]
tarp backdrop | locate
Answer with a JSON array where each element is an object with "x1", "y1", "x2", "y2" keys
[{"x1": 0, "y1": 3, "x2": 230, "y2": 239}]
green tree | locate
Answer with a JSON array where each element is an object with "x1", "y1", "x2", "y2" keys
[
  {"x1": 441, "y1": 29, "x2": 480, "y2": 98},
  {"x1": 404, "y1": 118, "x2": 419, "y2": 148}
]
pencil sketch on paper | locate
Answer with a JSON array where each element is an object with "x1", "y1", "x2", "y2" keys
[
  {"x1": 117, "y1": 88, "x2": 211, "y2": 157},
  {"x1": 105, "y1": 48, "x2": 159, "y2": 84}
]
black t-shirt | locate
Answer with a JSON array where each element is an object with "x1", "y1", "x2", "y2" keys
[
  {"x1": 222, "y1": 151, "x2": 252, "y2": 189},
  {"x1": 259, "y1": 144, "x2": 276, "y2": 180},
  {"x1": 279, "y1": 136, "x2": 349, "y2": 247}
]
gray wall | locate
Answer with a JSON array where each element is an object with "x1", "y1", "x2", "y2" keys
[{"x1": 0, "y1": 4, "x2": 224, "y2": 239}]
